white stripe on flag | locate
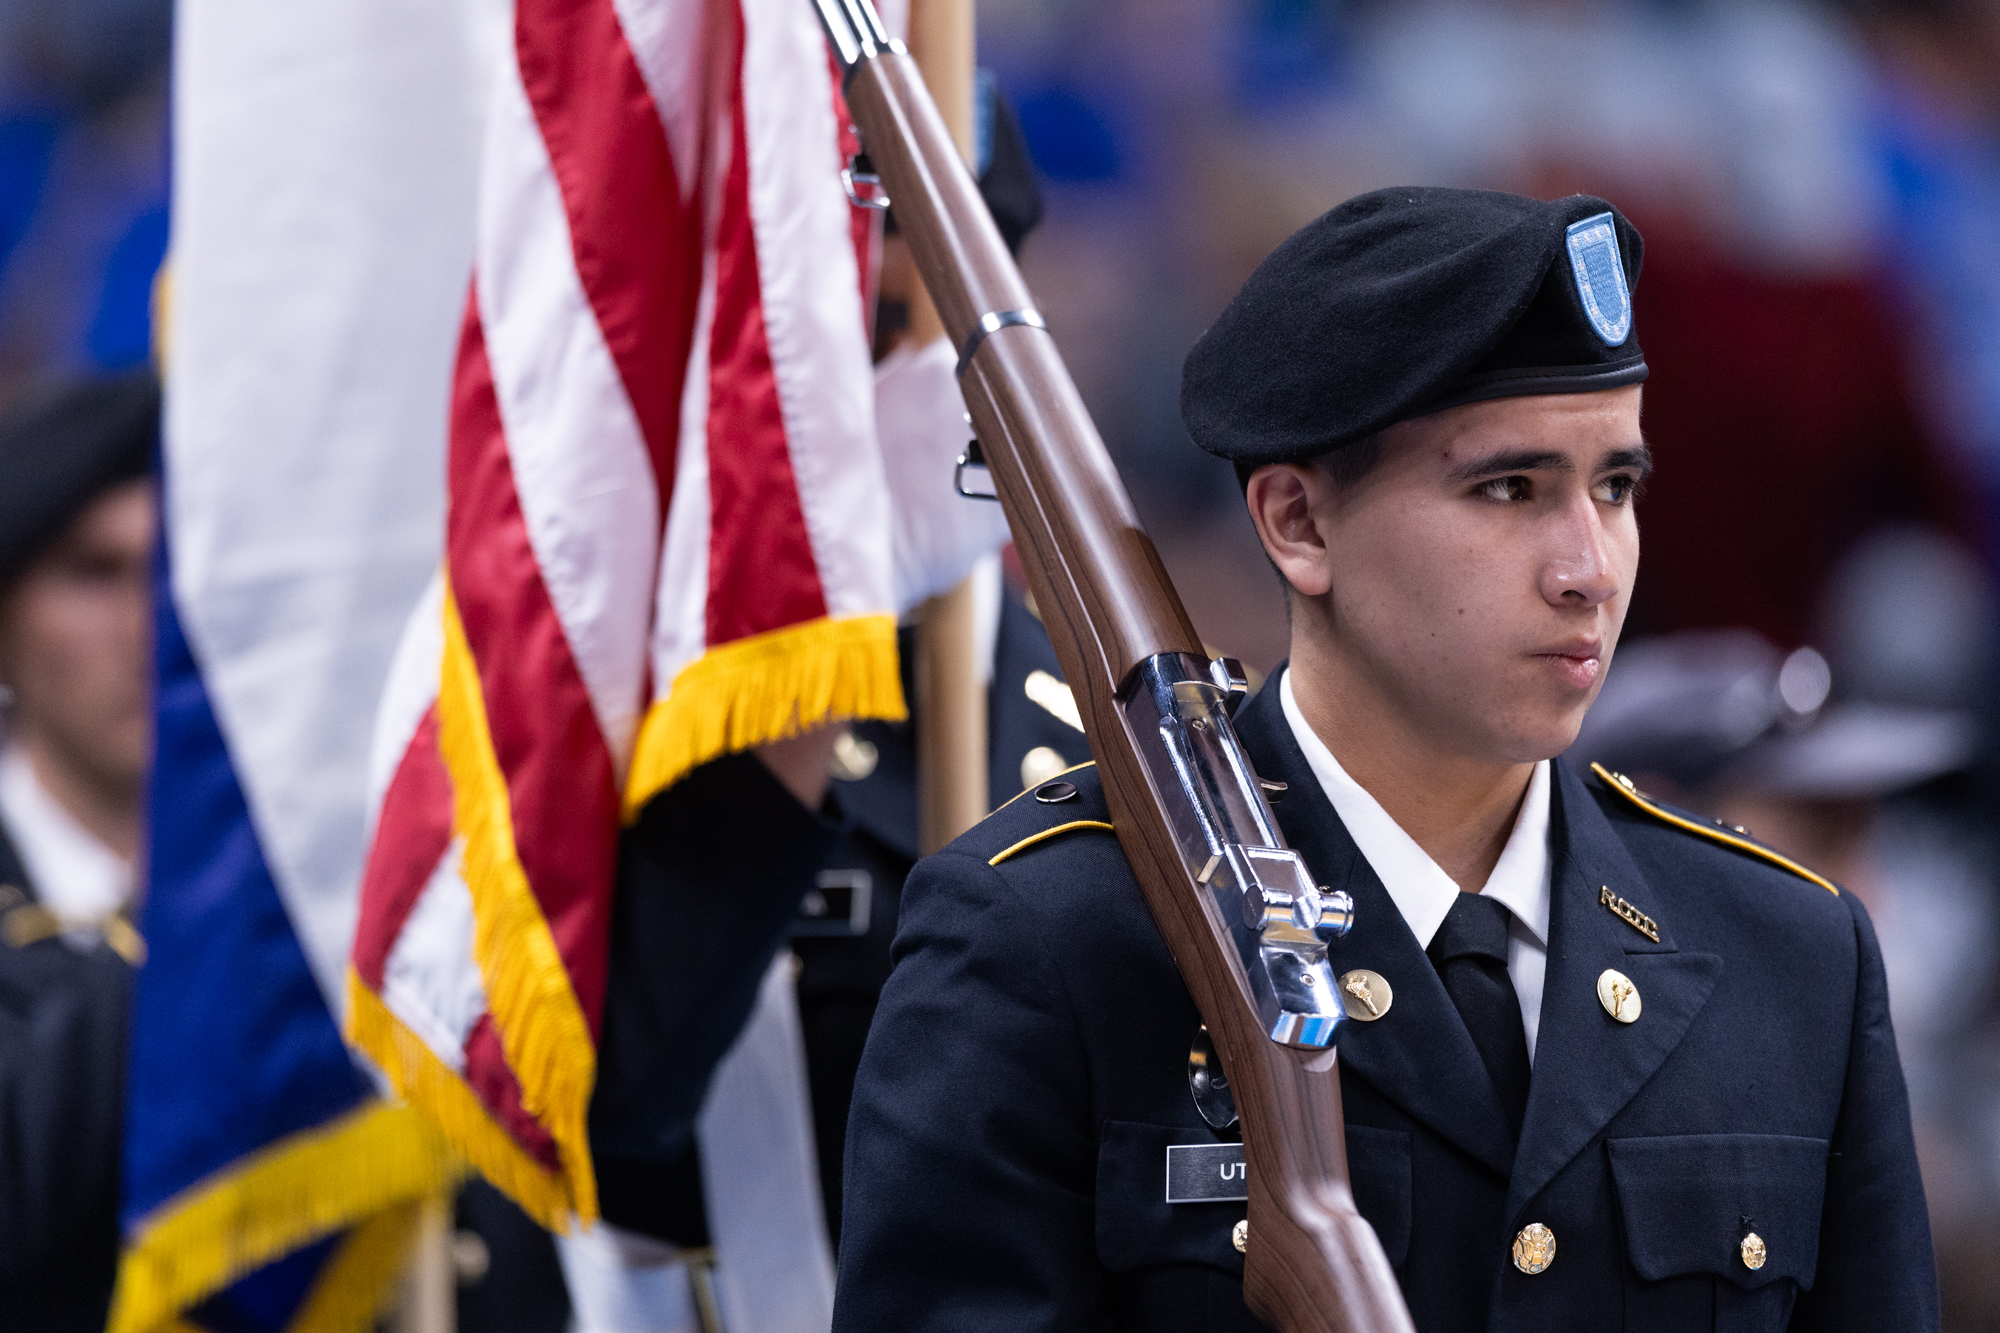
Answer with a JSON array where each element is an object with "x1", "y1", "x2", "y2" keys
[
  {"x1": 741, "y1": 0, "x2": 892, "y2": 623},
  {"x1": 650, "y1": 246, "x2": 719, "y2": 690},
  {"x1": 476, "y1": 50, "x2": 662, "y2": 775},
  {"x1": 381, "y1": 842, "x2": 487, "y2": 1073}
]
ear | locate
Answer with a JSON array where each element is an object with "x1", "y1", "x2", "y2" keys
[{"x1": 1245, "y1": 463, "x2": 1335, "y2": 598}]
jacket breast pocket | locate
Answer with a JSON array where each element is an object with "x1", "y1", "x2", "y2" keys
[
  {"x1": 1095, "y1": 1121, "x2": 1246, "y2": 1278},
  {"x1": 1092, "y1": 1121, "x2": 1412, "y2": 1274},
  {"x1": 1608, "y1": 1134, "x2": 1830, "y2": 1333},
  {"x1": 1095, "y1": 1122, "x2": 1267, "y2": 1333}
]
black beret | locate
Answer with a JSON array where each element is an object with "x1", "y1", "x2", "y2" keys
[
  {"x1": 0, "y1": 372, "x2": 157, "y2": 580},
  {"x1": 1182, "y1": 188, "x2": 1646, "y2": 464}
]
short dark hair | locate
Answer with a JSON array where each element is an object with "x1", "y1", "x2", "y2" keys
[
  {"x1": 1233, "y1": 431, "x2": 1385, "y2": 495},
  {"x1": 1239, "y1": 433, "x2": 1387, "y2": 602}
]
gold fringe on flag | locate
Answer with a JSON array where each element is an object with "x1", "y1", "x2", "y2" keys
[
  {"x1": 289, "y1": 1198, "x2": 426, "y2": 1333},
  {"x1": 344, "y1": 971, "x2": 573, "y2": 1230},
  {"x1": 109, "y1": 1104, "x2": 461, "y2": 1333},
  {"x1": 624, "y1": 612, "x2": 906, "y2": 818},
  {"x1": 435, "y1": 582, "x2": 601, "y2": 1226}
]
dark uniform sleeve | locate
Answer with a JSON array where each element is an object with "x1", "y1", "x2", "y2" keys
[
  {"x1": 1791, "y1": 891, "x2": 1940, "y2": 1332},
  {"x1": 0, "y1": 937, "x2": 128, "y2": 1331},
  {"x1": 833, "y1": 848, "x2": 1110, "y2": 1333},
  {"x1": 588, "y1": 750, "x2": 845, "y2": 1238}
]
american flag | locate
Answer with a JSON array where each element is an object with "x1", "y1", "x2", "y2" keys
[{"x1": 346, "y1": 0, "x2": 905, "y2": 1228}]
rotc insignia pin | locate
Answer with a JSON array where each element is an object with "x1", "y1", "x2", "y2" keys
[
  {"x1": 1338, "y1": 969, "x2": 1392, "y2": 1021},
  {"x1": 1599, "y1": 886, "x2": 1659, "y2": 942},
  {"x1": 1565, "y1": 212, "x2": 1632, "y2": 346},
  {"x1": 1597, "y1": 968, "x2": 1641, "y2": 1023}
]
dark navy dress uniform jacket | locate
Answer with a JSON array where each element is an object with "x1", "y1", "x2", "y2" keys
[
  {"x1": 832, "y1": 680, "x2": 1939, "y2": 1333},
  {"x1": 0, "y1": 819, "x2": 129, "y2": 1333}
]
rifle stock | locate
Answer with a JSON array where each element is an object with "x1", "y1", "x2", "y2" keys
[{"x1": 822, "y1": 9, "x2": 1413, "y2": 1330}]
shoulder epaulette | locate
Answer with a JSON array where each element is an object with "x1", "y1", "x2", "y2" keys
[
  {"x1": 1590, "y1": 762, "x2": 1838, "y2": 895},
  {"x1": 979, "y1": 761, "x2": 1115, "y2": 866},
  {"x1": 989, "y1": 820, "x2": 1116, "y2": 866}
]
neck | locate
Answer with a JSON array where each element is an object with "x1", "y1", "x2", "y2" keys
[
  {"x1": 18, "y1": 732, "x2": 140, "y2": 862},
  {"x1": 1287, "y1": 630, "x2": 1533, "y2": 893}
]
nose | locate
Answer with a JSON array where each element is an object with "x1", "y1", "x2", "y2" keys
[{"x1": 1539, "y1": 492, "x2": 1619, "y2": 609}]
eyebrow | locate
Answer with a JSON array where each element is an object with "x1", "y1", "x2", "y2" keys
[{"x1": 1445, "y1": 441, "x2": 1653, "y2": 483}]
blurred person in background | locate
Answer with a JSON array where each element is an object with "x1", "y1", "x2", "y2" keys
[{"x1": 0, "y1": 371, "x2": 156, "y2": 1330}]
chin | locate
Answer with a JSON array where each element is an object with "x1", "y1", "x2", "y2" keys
[{"x1": 1486, "y1": 707, "x2": 1589, "y2": 766}]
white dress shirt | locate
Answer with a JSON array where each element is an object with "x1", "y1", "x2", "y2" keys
[
  {"x1": 0, "y1": 745, "x2": 135, "y2": 933},
  {"x1": 1279, "y1": 669, "x2": 1552, "y2": 1061}
]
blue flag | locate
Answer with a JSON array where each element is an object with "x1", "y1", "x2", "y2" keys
[{"x1": 110, "y1": 528, "x2": 455, "y2": 1333}]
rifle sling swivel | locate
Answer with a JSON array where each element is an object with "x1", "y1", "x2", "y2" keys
[{"x1": 956, "y1": 308, "x2": 1048, "y2": 377}]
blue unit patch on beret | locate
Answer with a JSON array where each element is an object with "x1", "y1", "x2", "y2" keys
[{"x1": 1566, "y1": 213, "x2": 1633, "y2": 346}]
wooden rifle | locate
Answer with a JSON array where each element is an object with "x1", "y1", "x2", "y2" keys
[{"x1": 813, "y1": 4, "x2": 1414, "y2": 1329}]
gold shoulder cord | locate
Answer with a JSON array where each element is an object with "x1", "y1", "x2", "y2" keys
[
  {"x1": 988, "y1": 820, "x2": 1115, "y2": 867},
  {"x1": 0, "y1": 900, "x2": 148, "y2": 963},
  {"x1": 1589, "y1": 762, "x2": 1838, "y2": 896}
]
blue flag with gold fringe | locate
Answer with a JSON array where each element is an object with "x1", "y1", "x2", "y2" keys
[
  {"x1": 109, "y1": 534, "x2": 455, "y2": 1333},
  {"x1": 107, "y1": 0, "x2": 501, "y2": 1322}
]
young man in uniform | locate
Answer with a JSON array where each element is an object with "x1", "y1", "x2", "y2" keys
[{"x1": 832, "y1": 189, "x2": 1938, "y2": 1331}]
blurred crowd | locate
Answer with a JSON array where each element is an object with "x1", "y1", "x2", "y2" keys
[{"x1": 6, "y1": 0, "x2": 2000, "y2": 1327}]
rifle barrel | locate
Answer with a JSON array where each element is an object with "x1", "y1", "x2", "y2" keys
[{"x1": 818, "y1": 7, "x2": 1414, "y2": 1329}]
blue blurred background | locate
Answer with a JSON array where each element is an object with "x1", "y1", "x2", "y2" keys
[{"x1": 0, "y1": 0, "x2": 168, "y2": 396}]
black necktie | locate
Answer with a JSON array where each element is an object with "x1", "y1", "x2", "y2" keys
[{"x1": 1427, "y1": 892, "x2": 1532, "y2": 1137}]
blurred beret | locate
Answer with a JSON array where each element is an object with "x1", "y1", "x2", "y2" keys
[
  {"x1": 0, "y1": 372, "x2": 157, "y2": 580},
  {"x1": 886, "y1": 70, "x2": 1042, "y2": 257},
  {"x1": 1182, "y1": 187, "x2": 1647, "y2": 464},
  {"x1": 974, "y1": 71, "x2": 1042, "y2": 257}
]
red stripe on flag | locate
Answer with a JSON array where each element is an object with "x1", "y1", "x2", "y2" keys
[
  {"x1": 465, "y1": 1016, "x2": 563, "y2": 1171},
  {"x1": 705, "y1": 20, "x2": 828, "y2": 646},
  {"x1": 448, "y1": 293, "x2": 617, "y2": 1034},
  {"x1": 353, "y1": 708, "x2": 453, "y2": 990},
  {"x1": 514, "y1": 0, "x2": 701, "y2": 517}
]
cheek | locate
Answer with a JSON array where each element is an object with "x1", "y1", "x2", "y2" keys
[
  {"x1": 19, "y1": 592, "x2": 130, "y2": 686},
  {"x1": 1613, "y1": 518, "x2": 1641, "y2": 588},
  {"x1": 1333, "y1": 504, "x2": 1518, "y2": 648}
]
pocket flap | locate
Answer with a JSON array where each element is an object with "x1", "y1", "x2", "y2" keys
[
  {"x1": 1096, "y1": 1121, "x2": 1244, "y2": 1276},
  {"x1": 1607, "y1": 1134, "x2": 1830, "y2": 1291}
]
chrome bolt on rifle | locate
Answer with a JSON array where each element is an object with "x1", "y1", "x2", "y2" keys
[{"x1": 811, "y1": 2, "x2": 1414, "y2": 1329}]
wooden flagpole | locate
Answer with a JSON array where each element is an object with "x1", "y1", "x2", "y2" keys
[
  {"x1": 908, "y1": 0, "x2": 988, "y2": 855},
  {"x1": 391, "y1": 1193, "x2": 455, "y2": 1333}
]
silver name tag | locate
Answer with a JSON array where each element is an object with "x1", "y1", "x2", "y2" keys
[{"x1": 1166, "y1": 1143, "x2": 1247, "y2": 1203}]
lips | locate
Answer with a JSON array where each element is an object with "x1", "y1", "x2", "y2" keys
[{"x1": 1533, "y1": 641, "x2": 1603, "y2": 690}]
